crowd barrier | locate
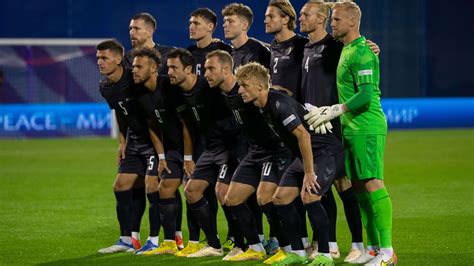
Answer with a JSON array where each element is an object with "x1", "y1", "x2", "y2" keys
[{"x1": 1, "y1": 98, "x2": 473, "y2": 138}]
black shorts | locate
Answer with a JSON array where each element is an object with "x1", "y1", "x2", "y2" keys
[
  {"x1": 118, "y1": 139, "x2": 156, "y2": 177},
  {"x1": 191, "y1": 146, "x2": 237, "y2": 185},
  {"x1": 145, "y1": 149, "x2": 184, "y2": 179},
  {"x1": 279, "y1": 150, "x2": 344, "y2": 196},
  {"x1": 232, "y1": 146, "x2": 292, "y2": 189}
]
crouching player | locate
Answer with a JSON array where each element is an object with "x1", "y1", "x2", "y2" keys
[{"x1": 236, "y1": 62, "x2": 344, "y2": 265}]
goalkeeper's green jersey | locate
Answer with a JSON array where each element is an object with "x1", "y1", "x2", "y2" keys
[{"x1": 337, "y1": 36, "x2": 387, "y2": 136}]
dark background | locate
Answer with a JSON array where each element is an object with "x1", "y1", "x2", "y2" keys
[{"x1": 1, "y1": 0, "x2": 472, "y2": 98}]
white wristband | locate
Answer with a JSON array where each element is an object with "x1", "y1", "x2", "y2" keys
[
  {"x1": 184, "y1": 155, "x2": 193, "y2": 161},
  {"x1": 158, "y1": 153, "x2": 166, "y2": 160}
]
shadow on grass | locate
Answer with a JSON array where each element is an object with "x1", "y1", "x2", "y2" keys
[{"x1": 38, "y1": 253, "x2": 260, "y2": 265}]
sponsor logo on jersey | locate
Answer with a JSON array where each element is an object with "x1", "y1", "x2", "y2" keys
[
  {"x1": 315, "y1": 45, "x2": 326, "y2": 54},
  {"x1": 358, "y1": 69, "x2": 373, "y2": 76},
  {"x1": 282, "y1": 114, "x2": 296, "y2": 126}
]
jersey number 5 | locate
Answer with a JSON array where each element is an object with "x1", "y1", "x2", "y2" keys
[
  {"x1": 118, "y1": 101, "x2": 128, "y2": 115},
  {"x1": 148, "y1": 155, "x2": 155, "y2": 171}
]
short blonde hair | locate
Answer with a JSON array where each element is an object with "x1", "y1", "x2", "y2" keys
[
  {"x1": 332, "y1": 1, "x2": 362, "y2": 28},
  {"x1": 235, "y1": 62, "x2": 270, "y2": 89}
]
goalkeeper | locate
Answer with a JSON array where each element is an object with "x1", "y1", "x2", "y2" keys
[{"x1": 304, "y1": 2, "x2": 396, "y2": 266}]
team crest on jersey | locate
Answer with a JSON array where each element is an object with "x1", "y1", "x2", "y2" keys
[
  {"x1": 284, "y1": 47, "x2": 293, "y2": 56},
  {"x1": 315, "y1": 45, "x2": 326, "y2": 54}
]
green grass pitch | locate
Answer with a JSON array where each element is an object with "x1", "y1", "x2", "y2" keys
[{"x1": 0, "y1": 129, "x2": 473, "y2": 265}]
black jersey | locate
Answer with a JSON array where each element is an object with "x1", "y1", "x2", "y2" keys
[
  {"x1": 99, "y1": 68, "x2": 149, "y2": 141},
  {"x1": 300, "y1": 34, "x2": 343, "y2": 138},
  {"x1": 222, "y1": 84, "x2": 282, "y2": 150},
  {"x1": 261, "y1": 90, "x2": 342, "y2": 159},
  {"x1": 124, "y1": 44, "x2": 174, "y2": 76},
  {"x1": 187, "y1": 41, "x2": 233, "y2": 77},
  {"x1": 136, "y1": 75, "x2": 186, "y2": 152},
  {"x1": 180, "y1": 76, "x2": 241, "y2": 151},
  {"x1": 270, "y1": 34, "x2": 308, "y2": 98},
  {"x1": 232, "y1": 38, "x2": 271, "y2": 71}
]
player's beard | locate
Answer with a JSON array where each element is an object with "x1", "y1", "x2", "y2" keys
[
  {"x1": 332, "y1": 29, "x2": 346, "y2": 41},
  {"x1": 169, "y1": 76, "x2": 184, "y2": 86},
  {"x1": 209, "y1": 78, "x2": 224, "y2": 89},
  {"x1": 131, "y1": 38, "x2": 144, "y2": 48}
]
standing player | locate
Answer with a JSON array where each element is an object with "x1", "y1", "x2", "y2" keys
[
  {"x1": 186, "y1": 8, "x2": 236, "y2": 254},
  {"x1": 305, "y1": 2, "x2": 396, "y2": 265},
  {"x1": 222, "y1": 3, "x2": 271, "y2": 70},
  {"x1": 96, "y1": 39, "x2": 158, "y2": 254},
  {"x1": 266, "y1": 0, "x2": 308, "y2": 97},
  {"x1": 236, "y1": 62, "x2": 344, "y2": 266},
  {"x1": 188, "y1": 8, "x2": 233, "y2": 76},
  {"x1": 264, "y1": 1, "x2": 312, "y2": 255},
  {"x1": 131, "y1": 48, "x2": 190, "y2": 255},
  {"x1": 298, "y1": 1, "x2": 366, "y2": 262},
  {"x1": 167, "y1": 48, "x2": 245, "y2": 257},
  {"x1": 125, "y1": 12, "x2": 174, "y2": 76},
  {"x1": 204, "y1": 50, "x2": 292, "y2": 262},
  {"x1": 124, "y1": 12, "x2": 179, "y2": 248},
  {"x1": 221, "y1": 3, "x2": 270, "y2": 248}
]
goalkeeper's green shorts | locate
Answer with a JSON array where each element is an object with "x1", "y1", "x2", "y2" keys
[{"x1": 343, "y1": 134, "x2": 386, "y2": 181}]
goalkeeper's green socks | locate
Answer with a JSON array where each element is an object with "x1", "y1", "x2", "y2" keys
[
  {"x1": 368, "y1": 188, "x2": 393, "y2": 252},
  {"x1": 356, "y1": 192, "x2": 380, "y2": 248}
]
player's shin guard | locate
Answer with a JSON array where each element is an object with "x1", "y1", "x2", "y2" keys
[
  {"x1": 131, "y1": 186, "x2": 146, "y2": 233},
  {"x1": 228, "y1": 203, "x2": 261, "y2": 245},
  {"x1": 261, "y1": 202, "x2": 290, "y2": 247},
  {"x1": 321, "y1": 189, "x2": 337, "y2": 243},
  {"x1": 222, "y1": 204, "x2": 245, "y2": 249},
  {"x1": 356, "y1": 192, "x2": 380, "y2": 247},
  {"x1": 188, "y1": 197, "x2": 221, "y2": 249},
  {"x1": 247, "y1": 193, "x2": 264, "y2": 236},
  {"x1": 160, "y1": 197, "x2": 178, "y2": 240},
  {"x1": 339, "y1": 187, "x2": 363, "y2": 243},
  {"x1": 293, "y1": 197, "x2": 309, "y2": 239},
  {"x1": 175, "y1": 189, "x2": 183, "y2": 232},
  {"x1": 114, "y1": 189, "x2": 133, "y2": 236},
  {"x1": 146, "y1": 191, "x2": 161, "y2": 237},
  {"x1": 276, "y1": 203, "x2": 304, "y2": 251},
  {"x1": 369, "y1": 188, "x2": 393, "y2": 248},
  {"x1": 186, "y1": 202, "x2": 201, "y2": 241},
  {"x1": 305, "y1": 200, "x2": 330, "y2": 254}
]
